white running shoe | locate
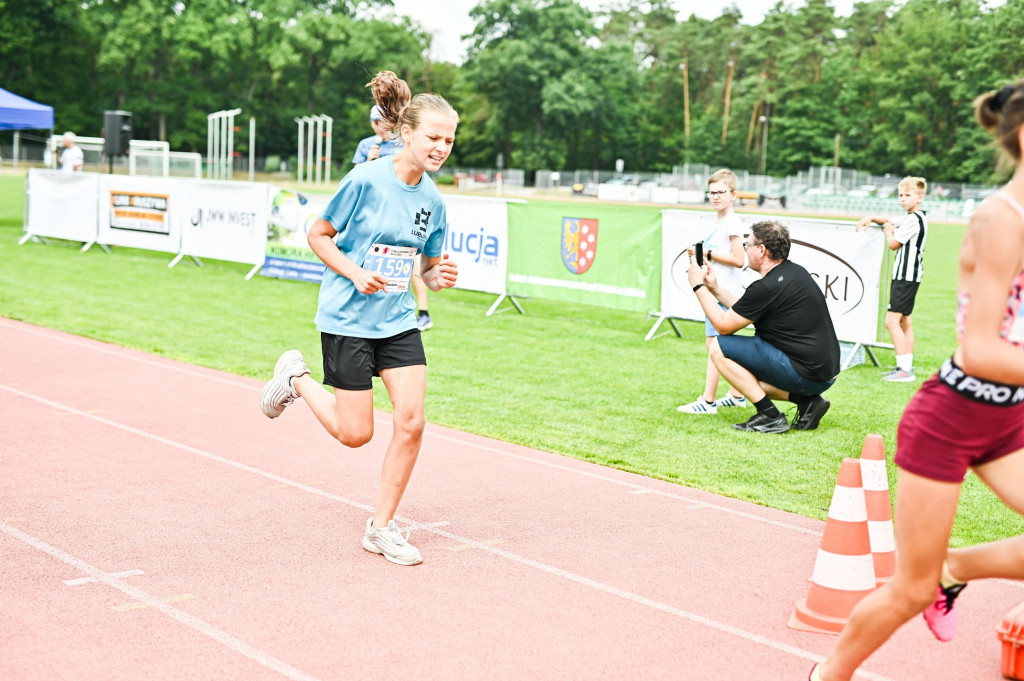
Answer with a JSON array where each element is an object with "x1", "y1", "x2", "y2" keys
[
  {"x1": 260, "y1": 349, "x2": 311, "y2": 419},
  {"x1": 362, "y1": 518, "x2": 423, "y2": 566},
  {"x1": 883, "y1": 368, "x2": 916, "y2": 383},
  {"x1": 713, "y1": 394, "x2": 748, "y2": 408},
  {"x1": 676, "y1": 397, "x2": 717, "y2": 414},
  {"x1": 416, "y1": 313, "x2": 433, "y2": 331}
]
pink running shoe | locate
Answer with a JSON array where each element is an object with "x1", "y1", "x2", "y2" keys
[{"x1": 922, "y1": 582, "x2": 967, "y2": 642}]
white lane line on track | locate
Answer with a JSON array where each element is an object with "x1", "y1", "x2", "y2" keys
[
  {"x1": 1, "y1": 522, "x2": 323, "y2": 681},
  {"x1": 424, "y1": 428, "x2": 823, "y2": 537},
  {"x1": 1, "y1": 384, "x2": 892, "y2": 681},
  {"x1": 0, "y1": 320, "x2": 255, "y2": 390},
  {"x1": 64, "y1": 569, "x2": 145, "y2": 586},
  {"x1": 0, "y1": 320, "x2": 823, "y2": 539}
]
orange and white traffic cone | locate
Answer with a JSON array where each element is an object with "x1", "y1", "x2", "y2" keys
[
  {"x1": 860, "y1": 434, "x2": 896, "y2": 586},
  {"x1": 789, "y1": 457, "x2": 877, "y2": 634}
]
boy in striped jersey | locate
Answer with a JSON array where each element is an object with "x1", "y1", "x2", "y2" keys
[{"x1": 856, "y1": 177, "x2": 928, "y2": 382}]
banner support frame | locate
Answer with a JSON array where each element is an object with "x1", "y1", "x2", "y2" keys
[
  {"x1": 841, "y1": 341, "x2": 891, "y2": 370},
  {"x1": 168, "y1": 253, "x2": 203, "y2": 269},
  {"x1": 486, "y1": 293, "x2": 527, "y2": 316},
  {"x1": 644, "y1": 313, "x2": 682, "y2": 341}
]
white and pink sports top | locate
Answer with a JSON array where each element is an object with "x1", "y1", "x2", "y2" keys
[{"x1": 956, "y1": 192, "x2": 1024, "y2": 348}]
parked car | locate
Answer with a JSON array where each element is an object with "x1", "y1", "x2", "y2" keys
[
  {"x1": 962, "y1": 187, "x2": 999, "y2": 201},
  {"x1": 606, "y1": 174, "x2": 643, "y2": 186},
  {"x1": 804, "y1": 184, "x2": 837, "y2": 196},
  {"x1": 847, "y1": 184, "x2": 877, "y2": 198},
  {"x1": 757, "y1": 184, "x2": 787, "y2": 208}
]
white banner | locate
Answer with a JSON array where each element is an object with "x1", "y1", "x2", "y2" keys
[
  {"x1": 24, "y1": 170, "x2": 99, "y2": 243},
  {"x1": 443, "y1": 195, "x2": 517, "y2": 296},
  {"x1": 97, "y1": 175, "x2": 182, "y2": 254},
  {"x1": 180, "y1": 180, "x2": 269, "y2": 266},
  {"x1": 660, "y1": 210, "x2": 884, "y2": 344}
]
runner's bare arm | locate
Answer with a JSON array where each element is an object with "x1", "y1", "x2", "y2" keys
[
  {"x1": 958, "y1": 202, "x2": 1024, "y2": 384},
  {"x1": 418, "y1": 252, "x2": 458, "y2": 292},
  {"x1": 307, "y1": 218, "x2": 388, "y2": 294}
]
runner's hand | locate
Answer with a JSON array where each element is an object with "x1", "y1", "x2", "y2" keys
[
  {"x1": 352, "y1": 268, "x2": 389, "y2": 294},
  {"x1": 425, "y1": 254, "x2": 458, "y2": 291}
]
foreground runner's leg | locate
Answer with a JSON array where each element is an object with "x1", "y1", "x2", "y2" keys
[
  {"x1": 293, "y1": 373, "x2": 375, "y2": 447},
  {"x1": 358, "y1": 364, "x2": 427, "y2": 566},
  {"x1": 816, "y1": 469, "x2": 960, "y2": 681}
]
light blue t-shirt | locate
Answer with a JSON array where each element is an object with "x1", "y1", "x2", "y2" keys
[
  {"x1": 314, "y1": 157, "x2": 446, "y2": 338},
  {"x1": 351, "y1": 135, "x2": 402, "y2": 164}
]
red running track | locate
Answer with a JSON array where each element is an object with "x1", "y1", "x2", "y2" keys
[{"x1": 0, "y1": 317, "x2": 1018, "y2": 680}]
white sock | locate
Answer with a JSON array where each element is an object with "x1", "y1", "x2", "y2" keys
[{"x1": 896, "y1": 354, "x2": 913, "y2": 371}]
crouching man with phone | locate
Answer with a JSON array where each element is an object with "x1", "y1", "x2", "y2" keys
[{"x1": 687, "y1": 219, "x2": 840, "y2": 433}]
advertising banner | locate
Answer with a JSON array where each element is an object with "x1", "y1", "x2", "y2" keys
[
  {"x1": 507, "y1": 201, "x2": 662, "y2": 313},
  {"x1": 97, "y1": 175, "x2": 182, "y2": 253},
  {"x1": 261, "y1": 187, "x2": 332, "y2": 283},
  {"x1": 443, "y1": 196, "x2": 517, "y2": 296},
  {"x1": 261, "y1": 190, "x2": 518, "y2": 296},
  {"x1": 660, "y1": 210, "x2": 884, "y2": 344},
  {"x1": 23, "y1": 170, "x2": 99, "y2": 245},
  {"x1": 179, "y1": 180, "x2": 269, "y2": 267}
]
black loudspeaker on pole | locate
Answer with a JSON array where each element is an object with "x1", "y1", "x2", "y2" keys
[{"x1": 102, "y1": 110, "x2": 132, "y2": 173}]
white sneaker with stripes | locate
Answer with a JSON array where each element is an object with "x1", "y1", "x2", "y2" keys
[
  {"x1": 677, "y1": 397, "x2": 717, "y2": 414},
  {"x1": 713, "y1": 393, "x2": 748, "y2": 408}
]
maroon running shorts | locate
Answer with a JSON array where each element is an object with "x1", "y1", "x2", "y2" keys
[{"x1": 895, "y1": 365, "x2": 1024, "y2": 483}]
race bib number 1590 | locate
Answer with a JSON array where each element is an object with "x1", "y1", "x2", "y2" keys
[{"x1": 364, "y1": 243, "x2": 417, "y2": 293}]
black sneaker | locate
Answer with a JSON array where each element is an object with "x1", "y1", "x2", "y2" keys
[
  {"x1": 792, "y1": 395, "x2": 831, "y2": 431},
  {"x1": 733, "y1": 412, "x2": 790, "y2": 433}
]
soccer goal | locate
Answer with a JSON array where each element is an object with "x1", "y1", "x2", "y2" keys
[{"x1": 129, "y1": 140, "x2": 201, "y2": 178}]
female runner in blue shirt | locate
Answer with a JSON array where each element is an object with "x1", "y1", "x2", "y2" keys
[{"x1": 260, "y1": 71, "x2": 459, "y2": 566}]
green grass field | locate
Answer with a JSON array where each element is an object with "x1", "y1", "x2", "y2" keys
[{"x1": 1, "y1": 171, "x2": 1020, "y2": 547}]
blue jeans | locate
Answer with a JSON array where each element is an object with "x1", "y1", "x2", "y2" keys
[
  {"x1": 704, "y1": 302, "x2": 729, "y2": 337},
  {"x1": 717, "y1": 334, "x2": 835, "y2": 397}
]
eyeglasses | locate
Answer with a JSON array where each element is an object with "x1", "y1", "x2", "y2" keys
[
  {"x1": 743, "y1": 241, "x2": 762, "y2": 251},
  {"x1": 708, "y1": 190, "x2": 731, "y2": 197}
]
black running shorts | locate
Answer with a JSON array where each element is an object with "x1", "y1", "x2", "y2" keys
[
  {"x1": 321, "y1": 329, "x2": 426, "y2": 391},
  {"x1": 888, "y1": 280, "x2": 920, "y2": 316}
]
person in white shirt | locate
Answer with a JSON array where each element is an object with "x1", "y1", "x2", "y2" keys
[
  {"x1": 677, "y1": 169, "x2": 750, "y2": 415},
  {"x1": 58, "y1": 132, "x2": 84, "y2": 173}
]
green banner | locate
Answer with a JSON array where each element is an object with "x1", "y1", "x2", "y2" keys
[{"x1": 507, "y1": 200, "x2": 662, "y2": 312}]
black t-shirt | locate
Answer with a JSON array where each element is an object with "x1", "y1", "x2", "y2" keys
[{"x1": 731, "y1": 259, "x2": 840, "y2": 382}]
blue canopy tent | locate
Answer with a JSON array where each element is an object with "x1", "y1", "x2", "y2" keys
[
  {"x1": 0, "y1": 87, "x2": 54, "y2": 169},
  {"x1": 0, "y1": 87, "x2": 54, "y2": 130}
]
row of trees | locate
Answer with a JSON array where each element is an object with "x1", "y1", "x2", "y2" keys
[{"x1": 1, "y1": 0, "x2": 1021, "y2": 182}]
